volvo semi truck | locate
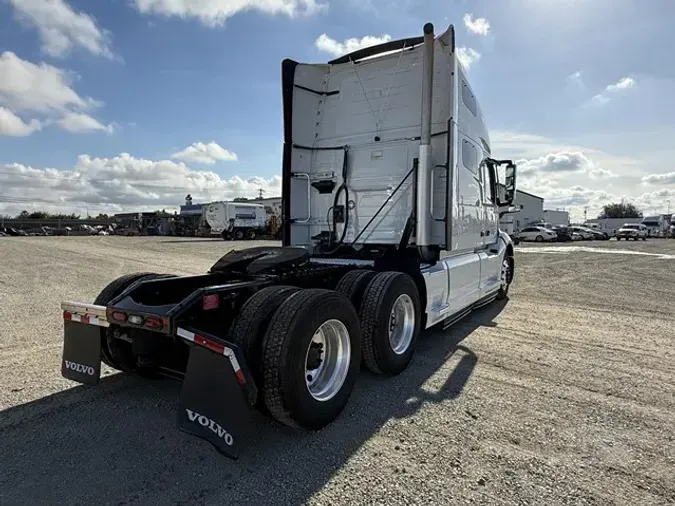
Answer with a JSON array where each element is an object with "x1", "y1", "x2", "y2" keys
[{"x1": 59, "y1": 23, "x2": 517, "y2": 459}]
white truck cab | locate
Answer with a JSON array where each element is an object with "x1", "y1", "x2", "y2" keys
[{"x1": 281, "y1": 23, "x2": 517, "y2": 329}]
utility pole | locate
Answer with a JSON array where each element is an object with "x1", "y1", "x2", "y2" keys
[
  {"x1": 583, "y1": 206, "x2": 588, "y2": 223},
  {"x1": 667, "y1": 200, "x2": 671, "y2": 214},
  {"x1": 258, "y1": 188, "x2": 265, "y2": 200}
]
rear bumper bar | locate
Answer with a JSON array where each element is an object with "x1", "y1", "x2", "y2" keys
[{"x1": 59, "y1": 301, "x2": 257, "y2": 459}]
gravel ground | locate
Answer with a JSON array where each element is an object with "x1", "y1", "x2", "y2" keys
[{"x1": 1, "y1": 236, "x2": 674, "y2": 505}]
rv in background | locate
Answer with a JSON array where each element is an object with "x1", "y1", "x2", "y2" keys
[{"x1": 641, "y1": 215, "x2": 668, "y2": 237}]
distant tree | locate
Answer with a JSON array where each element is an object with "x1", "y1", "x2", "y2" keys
[
  {"x1": 50, "y1": 213, "x2": 80, "y2": 220},
  {"x1": 29, "y1": 211, "x2": 50, "y2": 219},
  {"x1": 233, "y1": 197, "x2": 249, "y2": 202},
  {"x1": 17, "y1": 210, "x2": 30, "y2": 219},
  {"x1": 95, "y1": 213, "x2": 110, "y2": 219},
  {"x1": 598, "y1": 202, "x2": 642, "y2": 219}
]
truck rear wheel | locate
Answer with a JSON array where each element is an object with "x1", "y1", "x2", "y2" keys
[
  {"x1": 359, "y1": 272, "x2": 421, "y2": 376},
  {"x1": 335, "y1": 270, "x2": 376, "y2": 310},
  {"x1": 261, "y1": 289, "x2": 361, "y2": 430},
  {"x1": 247, "y1": 229, "x2": 256, "y2": 240},
  {"x1": 94, "y1": 272, "x2": 171, "y2": 372},
  {"x1": 227, "y1": 285, "x2": 300, "y2": 405}
]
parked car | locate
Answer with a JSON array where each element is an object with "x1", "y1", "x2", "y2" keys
[
  {"x1": 519, "y1": 226, "x2": 558, "y2": 242},
  {"x1": 551, "y1": 225, "x2": 573, "y2": 242},
  {"x1": 589, "y1": 229, "x2": 609, "y2": 240},
  {"x1": 571, "y1": 232, "x2": 583, "y2": 241},
  {"x1": 615, "y1": 223, "x2": 648, "y2": 240},
  {"x1": 570, "y1": 226, "x2": 595, "y2": 240}
]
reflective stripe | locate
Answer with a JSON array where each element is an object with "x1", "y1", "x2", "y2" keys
[
  {"x1": 63, "y1": 311, "x2": 109, "y2": 328},
  {"x1": 176, "y1": 327, "x2": 245, "y2": 385}
]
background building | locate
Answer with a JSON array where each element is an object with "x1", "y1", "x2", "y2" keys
[
  {"x1": 544, "y1": 210, "x2": 570, "y2": 226},
  {"x1": 500, "y1": 190, "x2": 544, "y2": 233}
]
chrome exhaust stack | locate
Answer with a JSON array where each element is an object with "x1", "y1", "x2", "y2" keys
[{"x1": 416, "y1": 22, "x2": 435, "y2": 247}]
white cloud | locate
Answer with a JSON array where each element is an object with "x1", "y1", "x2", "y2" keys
[
  {"x1": 133, "y1": 0, "x2": 327, "y2": 27},
  {"x1": 585, "y1": 77, "x2": 637, "y2": 107},
  {"x1": 518, "y1": 151, "x2": 591, "y2": 175},
  {"x1": 0, "y1": 51, "x2": 109, "y2": 136},
  {"x1": 315, "y1": 33, "x2": 392, "y2": 57},
  {"x1": 171, "y1": 141, "x2": 238, "y2": 165},
  {"x1": 642, "y1": 171, "x2": 675, "y2": 185},
  {"x1": 0, "y1": 107, "x2": 42, "y2": 136},
  {"x1": 588, "y1": 167, "x2": 616, "y2": 179},
  {"x1": 518, "y1": 151, "x2": 616, "y2": 181},
  {"x1": 606, "y1": 77, "x2": 636, "y2": 92},
  {"x1": 567, "y1": 70, "x2": 583, "y2": 87},
  {"x1": 463, "y1": 13, "x2": 490, "y2": 36},
  {"x1": 521, "y1": 182, "x2": 675, "y2": 222},
  {"x1": 456, "y1": 47, "x2": 481, "y2": 70},
  {"x1": 58, "y1": 112, "x2": 114, "y2": 133},
  {"x1": 7, "y1": 0, "x2": 113, "y2": 59},
  {"x1": 0, "y1": 153, "x2": 280, "y2": 215},
  {"x1": 0, "y1": 52, "x2": 93, "y2": 113},
  {"x1": 490, "y1": 131, "x2": 655, "y2": 221}
]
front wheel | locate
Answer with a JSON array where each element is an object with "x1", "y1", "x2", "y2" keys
[
  {"x1": 261, "y1": 289, "x2": 361, "y2": 430},
  {"x1": 497, "y1": 252, "x2": 514, "y2": 300},
  {"x1": 234, "y1": 229, "x2": 245, "y2": 240}
]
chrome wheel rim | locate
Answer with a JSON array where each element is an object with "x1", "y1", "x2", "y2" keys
[
  {"x1": 305, "y1": 319, "x2": 351, "y2": 402},
  {"x1": 388, "y1": 294, "x2": 415, "y2": 355}
]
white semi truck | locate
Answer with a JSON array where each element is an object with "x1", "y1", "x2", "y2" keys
[
  {"x1": 205, "y1": 201, "x2": 267, "y2": 240},
  {"x1": 57, "y1": 23, "x2": 517, "y2": 459}
]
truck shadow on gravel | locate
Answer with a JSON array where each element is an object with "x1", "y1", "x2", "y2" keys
[{"x1": 0, "y1": 300, "x2": 507, "y2": 506}]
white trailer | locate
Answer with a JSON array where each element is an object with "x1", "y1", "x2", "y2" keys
[
  {"x1": 544, "y1": 210, "x2": 569, "y2": 227},
  {"x1": 641, "y1": 215, "x2": 668, "y2": 237},
  {"x1": 585, "y1": 217, "x2": 642, "y2": 237},
  {"x1": 57, "y1": 23, "x2": 518, "y2": 459},
  {"x1": 205, "y1": 201, "x2": 267, "y2": 240}
]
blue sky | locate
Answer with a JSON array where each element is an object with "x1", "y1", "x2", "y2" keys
[{"x1": 1, "y1": 0, "x2": 674, "y2": 220}]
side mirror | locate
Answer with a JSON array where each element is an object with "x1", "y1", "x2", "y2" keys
[{"x1": 502, "y1": 162, "x2": 516, "y2": 206}]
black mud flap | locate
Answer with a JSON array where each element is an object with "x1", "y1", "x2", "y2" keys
[
  {"x1": 61, "y1": 320, "x2": 102, "y2": 385},
  {"x1": 177, "y1": 346, "x2": 253, "y2": 459}
]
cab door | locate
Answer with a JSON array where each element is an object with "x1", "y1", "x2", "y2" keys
[
  {"x1": 480, "y1": 159, "x2": 499, "y2": 247},
  {"x1": 478, "y1": 159, "x2": 502, "y2": 296}
]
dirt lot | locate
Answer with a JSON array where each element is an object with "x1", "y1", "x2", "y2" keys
[{"x1": 1, "y1": 236, "x2": 674, "y2": 505}]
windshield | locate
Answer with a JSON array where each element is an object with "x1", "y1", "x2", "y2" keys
[{"x1": 622, "y1": 224, "x2": 639, "y2": 229}]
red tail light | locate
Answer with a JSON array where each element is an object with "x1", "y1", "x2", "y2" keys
[
  {"x1": 203, "y1": 294, "x2": 219, "y2": 311},
  {"x1": 144, "y1": 317, "x2": 164, "y2": 330},
  {"x1": 111, "y1": 311, "x2": 127, "y2": 322}
]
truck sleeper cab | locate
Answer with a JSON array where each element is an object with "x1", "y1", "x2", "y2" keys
[{"x1": 59, "y1": 23, "x2": 517, "y2": 459}]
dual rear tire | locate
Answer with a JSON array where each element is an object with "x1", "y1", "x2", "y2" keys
[{"x1": 229, "y1": 270, "x2": 421, "y2": 430}]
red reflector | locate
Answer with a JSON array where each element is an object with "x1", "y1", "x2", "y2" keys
[
  {"x1": 194, "y1": 334, "x2": 225, "y2": 355},
  {"x1": 63, "y1": 311, "x2": 72, "y2": 320},
  {"x1": 111, "y1": 311, "x2": 127, "y2": 322},
  {"x1": 144, "y1": 317, "x2": 163, "y2": 330},
  {"x1": 202, "y1": 294, "x2": 219, "y2": 311}
]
